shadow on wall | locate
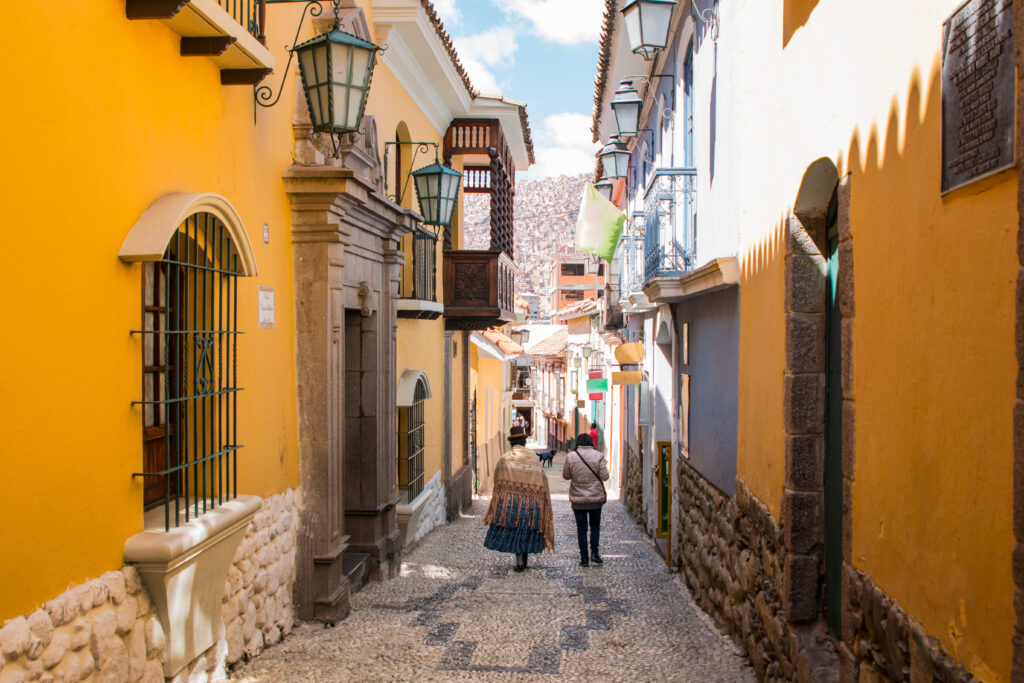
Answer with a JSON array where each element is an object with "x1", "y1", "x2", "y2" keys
[
  {"x1": 738, "y1": 49, "x2": 1016, "y2": 680},
  {"x1": 782, "y1": 0, "x2": 821, "y2": 48}
]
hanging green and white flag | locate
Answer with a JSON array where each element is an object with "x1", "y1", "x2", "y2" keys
[{"x1": 575, "y1": 182, "x2": 625, "y2": 262}]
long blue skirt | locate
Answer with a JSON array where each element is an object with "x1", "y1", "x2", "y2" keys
[{"x1": 483, "y1": 497, "x2": 545, "y2": 554}]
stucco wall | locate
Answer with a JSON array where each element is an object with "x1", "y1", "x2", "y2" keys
[
  {"x1": 715, "y1": 1, "x2": 1016, "y2": 677},
  {"x1": 0, "y1": 2, "x2": 304, "y2": 621},
  {"x1": 674, "y1": 287, "x2": 740, "y2": 495}
]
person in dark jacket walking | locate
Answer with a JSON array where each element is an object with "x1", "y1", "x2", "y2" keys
[{"x1": 562, "y1": 432, "x2": 609, "y2": 566}]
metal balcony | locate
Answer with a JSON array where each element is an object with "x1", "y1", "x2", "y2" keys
[{"x1": 643, "y1": 168, "x2": 696, "y2": 282}]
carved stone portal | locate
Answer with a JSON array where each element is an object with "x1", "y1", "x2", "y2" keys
[{"x1": 285, "y1": 3, "x2": 420, "y2": 621}]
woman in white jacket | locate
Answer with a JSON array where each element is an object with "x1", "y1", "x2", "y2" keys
[{"x1": 562, "y1": 432, "x2": 610, "y2": 566}]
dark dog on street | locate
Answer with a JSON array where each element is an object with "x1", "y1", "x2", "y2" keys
[{"x1": 537, "y1": 450, "x2": 556, "y2": 468}]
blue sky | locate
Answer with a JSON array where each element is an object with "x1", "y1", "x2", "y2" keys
[{"x1": 431, "y1": 0, "x2": 604, "y2": 179}]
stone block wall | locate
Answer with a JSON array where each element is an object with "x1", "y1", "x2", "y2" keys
[
  {"x1": 840, "y1": 567, "x2": 977, "y2": 682},
  {"x1": 0, "y1": 567, "x2": 165, "y2": 682},
  {"x1": 675, "y1": 456, "x2": 978, "y2": 682},
  {"x1": 624, "y1": 440, "x2": 643, "y2": 523},
  {"x1": 0, "y1": 488, "x2": 300, "y2": 683},
  {"x1": 219, "y1": 489, "x2": 299, "y2": 672}
]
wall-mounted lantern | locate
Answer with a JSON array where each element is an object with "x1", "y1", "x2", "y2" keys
[
  {"x1": 621, "y1": 0, "x2": 677, "y2": 61},
  {"x1": 411, "y1": 161, "x2": 462, "y2": 228},
  {"x1": 611, "y1": 80, "x2": 643, "y2": 137},
  {"x1": 598, "y1": 136, "x2": 631, "y2": 179},
  {"x1": 595, "y1": 179, "x2": 614, "y2": 202},
  {"x1": 581, "y1": 344, "x2": 593, "y2": 359},
  {"x1": 256, "y1": 1, "x2": 381, "y2": 157},
  {"x1": 383, "y1": 142, "x2": 463, "y2": 230}
]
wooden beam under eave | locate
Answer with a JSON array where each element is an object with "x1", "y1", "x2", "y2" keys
[
  {"x1": 220, "y1": 68, "x2": 272, "y2": 85},
  {"x1": 181, "y1": 36, "x2": 238, "y2": 57},
  {"x1": 126, "y1": 0, "x2": 190, "y2": 19}
]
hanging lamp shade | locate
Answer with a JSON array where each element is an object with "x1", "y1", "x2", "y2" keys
[
  {"x1": 599, "y1": 137, "x2": 630, "y2": 179},
  {"x1": 411, "y1": 162, "x2": 463, "y2": 227},
  {"x1": 621, "y1": 0, "x2": 677, "y2": 60},
  {"x1": 611, "y1": 79, "x2": 643, "y2": 137},
  {"x1": 294, "y1": 27, "x2": 380, "y2": 135},
  {"x1": 595, "y1": 179, "x2": 614, "y2": 201}
]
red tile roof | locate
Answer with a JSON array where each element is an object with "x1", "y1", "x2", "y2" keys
[
  {"x1": 481, "y1": 328, "x2": 524, "y2": 356},
  {"x1": 591, "y1": 0, "x2": 619, "y2": 143}
]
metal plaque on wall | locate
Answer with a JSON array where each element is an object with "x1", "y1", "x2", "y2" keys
[{"x1": 941, "y1": 0, "x2": 1015, "y2": 193}]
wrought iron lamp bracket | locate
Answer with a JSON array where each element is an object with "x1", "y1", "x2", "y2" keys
[
  {"x1": 692, "y1": 0, "x2": 719, "y2": 42},
  {"x1": 623, "y1": 73, "x2": 677, "y2": 115},
  {"x1": 254, "y1": 1, "x2": 327, "y2": 111},
  {"x1": 382, "y1": 140, "x2": 440, "y2": 206}
]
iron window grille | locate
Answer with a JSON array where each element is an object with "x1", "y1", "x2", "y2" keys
[
  {"x1": 133, "y1": 212, "x2": 244, "y2": 531},
  {"x1": 399, "y1": 230, "x2": 437, "y2": 302},
  {"x1": 398, "y1": 378, "x2": 427, "y2": 502}
]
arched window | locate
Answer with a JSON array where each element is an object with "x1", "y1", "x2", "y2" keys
[
  {"x1": 141, "y1": 212, "x2": 244, "y2": 523},
  {"x1": 121, "y1": 193, "x2": 256, "y2": 529},
  {"x1": 683, "y1": 40, "x2": 694, "y2": 167},
  {"x1": 659, "y1": 94, "x2": 670, "y2": 166},
  {"x1": 397, "y1": 371, "x2": 431, "y2": 502}
]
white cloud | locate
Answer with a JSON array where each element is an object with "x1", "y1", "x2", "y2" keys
[
  {"x1": 524, "y1": 112, "x2": 601, "y2": 179},
  {"x1": 452, "y1": 27, "x2": 518, "y2": 95},
  {"x1": 501, "y1": 0, "x2": 604, "y2": 46},
  {"x1": 431, "y1": 0, "x2": 459, "y2": 26}
]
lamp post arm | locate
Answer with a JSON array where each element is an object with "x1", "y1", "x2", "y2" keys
[
  {"x1": 624, "y1": 72, "x2": 677, "y2": 116},
  {"x1": 383, "y1": 141, "x2": 440, "y2": 205},
  {"x1": 254, "y1": 1, "x2": 325, "y2": 111}
]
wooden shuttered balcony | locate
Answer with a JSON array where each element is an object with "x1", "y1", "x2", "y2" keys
[{"x1": 442, "y1": 250, "x2": 516, "y2": 330}]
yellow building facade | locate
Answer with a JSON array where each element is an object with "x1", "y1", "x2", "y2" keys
[
  {"x1": 0, "y1": 1, "x2": 531, "y2": 679},
  {"x1": 598, "y1": 0, "x2": 1018, "y2": 679}
]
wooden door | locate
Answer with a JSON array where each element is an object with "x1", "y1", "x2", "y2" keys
[
  {"x1": 142, "y1": 262, "x2": 181, "y2": 507},
  {"x1": 824, "y1": 210, "x2": 843, "y2": 634},
  {"x1": 655, "y1": 441, "x2": 672, "y2": 564}
]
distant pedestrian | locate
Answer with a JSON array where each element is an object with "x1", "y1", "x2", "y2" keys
[
  {"x1": 483, "y1": 425, "x2": 555, "y2": 572},
  {"x1": 563, "y1": 432, "x2": 609, "y2": 567},
  {"x1": 589, "y1": 425, "x2": 599, "y2": 448},
  {"x1": 513, "y1": 414, "x2": 526, "y2": 429}
]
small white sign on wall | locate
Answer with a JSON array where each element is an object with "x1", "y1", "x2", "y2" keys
[{"x1": 258, "y1": 286, "x2": 275, "y2": 328}]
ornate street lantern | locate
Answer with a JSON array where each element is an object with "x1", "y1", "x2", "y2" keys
[
  {"x1": 611, "y1": 80, "x2": 643, "y2": 137},
  {"x1": 599, "y1": 136, "x2": 631, "y2": 179},
  {"x1": 411, "y1": 161, "x2": 463, "y2": 228},
  {"x1": 294, "y1": 25, "x2": 379, "y2": 138},
  {"x1": 621, "y1": 0, "x2": 677, "y2": 60},
  {"x1": 595, "y1": 179, "x2": 614, "y2": 202},
  {"x1": 582, "y1": 344, "x2": 593, "y2": 358}
]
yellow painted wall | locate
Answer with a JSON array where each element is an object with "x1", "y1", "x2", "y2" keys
[
  {"x1": 727, "y1": 1, "x2": 1015, "y2": 677},
  {"x1": 471, "y1": 346, "x2": 508, "y2": 493},
  {"x1": 0, "y1": 2, "x2": 307, "y2": 620}
]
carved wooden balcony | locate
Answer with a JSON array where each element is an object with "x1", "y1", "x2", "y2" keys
[{"x1": 443, "y1": 250, "x2": 515, "y2": 330}]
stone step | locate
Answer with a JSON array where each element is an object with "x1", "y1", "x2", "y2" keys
[{"x1": 342, "y1": 552, "x2": 370, "y2": 592}]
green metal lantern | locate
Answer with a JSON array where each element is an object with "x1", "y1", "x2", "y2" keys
[
  {"x1": 293, "y1": 26, "x2": 380, "y2": 135},
  {"x1": 411, "y1": 162, "x2": 463, "y2": 227}
]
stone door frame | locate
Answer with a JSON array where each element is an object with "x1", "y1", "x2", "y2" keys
[{"x1": 783, "y1": 160, "x2": 854, "y2": 628}]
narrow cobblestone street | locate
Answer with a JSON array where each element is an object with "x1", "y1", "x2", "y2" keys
[{"x1": 232, "y1": 454, "x2": 753, "y2": 682}]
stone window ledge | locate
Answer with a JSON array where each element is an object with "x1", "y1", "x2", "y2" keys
[
  {"x1": 397, "y1": 298, "x2": 444, "y2": 319},
  {"x1": 643, "y1": 257, "x2": 739, "y2": 304},
  {"x1": 397, "y1": 487, "x2": 435, "y2": 546},
  {"x1": 124, "y1": 495, "x2": 261, "y2": 677}
]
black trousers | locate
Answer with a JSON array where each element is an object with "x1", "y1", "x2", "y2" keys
[{"x1": 574, "y1": 507, "x2": 602, "y2": 560}]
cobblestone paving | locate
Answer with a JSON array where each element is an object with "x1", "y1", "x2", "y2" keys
[{"x1": 232, "y1": 458, "x2": 753, "y2": 682}]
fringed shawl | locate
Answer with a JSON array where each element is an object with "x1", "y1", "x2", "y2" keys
[{"x1": 483, "y1": 446, "x2": 555, "y2": 551}]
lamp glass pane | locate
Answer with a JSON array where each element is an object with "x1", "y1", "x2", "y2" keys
[
  {"x1": 615, "y1": 150, "x2": 631, "y2": 178},
  {"x1": 601, "y1": 153, "x2": 616, "y2": 178},
  {"x1": 614, "y1": 101, "x2": 640, "y2": 136},
  {"x1": 622, "y1": 4, "x2": 642, "y2": 52},
  {"x1": 640, "y1": 2, "x2": 673, "y2": 49}
]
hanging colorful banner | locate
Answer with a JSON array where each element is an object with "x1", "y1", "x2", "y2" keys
[
  {"x1": 586, "y1": 378, "x2": 608, "y2": 393},
  {"x1": 588, "y1": 393, "x2": 604, "y2": 400}
]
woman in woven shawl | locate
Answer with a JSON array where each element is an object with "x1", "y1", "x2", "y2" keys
[{"x1": 483, "y1": 425, "x2": 555, "y2": 572}]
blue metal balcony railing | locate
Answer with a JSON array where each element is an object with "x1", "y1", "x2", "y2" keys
[{"x1": 643, "y1": 168, "x2": 696, "y2": 282}]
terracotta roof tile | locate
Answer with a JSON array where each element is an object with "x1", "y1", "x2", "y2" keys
[
  {"x1": 420, "y1": 1, "x2": 535, "y2": 165},
  {"x1": 591, "y1": 0, "x2": 619, "y2": 143},
  {"x1": 526, "y1": 328, "x2": 568, "y2": 357},
  {"x1": 481, "y1": 328, "x2": 524, "y2": 355}
]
